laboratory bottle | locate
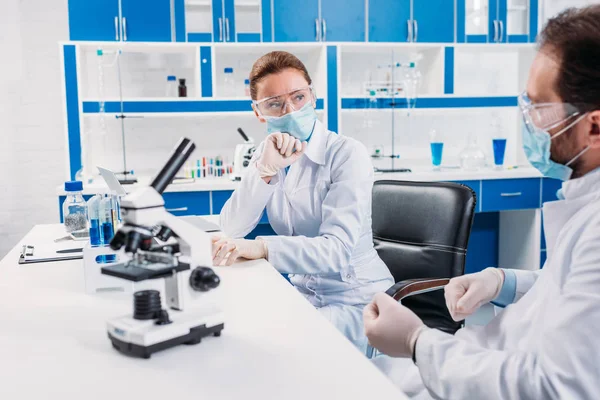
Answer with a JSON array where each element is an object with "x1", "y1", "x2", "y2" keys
[
  {"x1": 244, "y1": 79, "x2": 250, "y2": 97},
  {"x1": 87, "y1": 194, "x2": 103, "y2": 246},
  {"x1": 62, "y1": 181, "x2": 89, "y2": 237},
  {"x1": 460, "y1": 132, "x2": 486, "y2": 171},
  {"x1": 166, "y1": 75, "x2": 177, "y2": 97},
  {"x1": 178, "y1": 79, "x2": 187, "y2": 98},
  {"x1": 363, "y1": 90, "x2": 377, "y2": 128},
  {"x1": 100, "y1": 194, "x2": 116, "y2": 261},
  {"x1": 223, "y1": 68, "x2": 235, "y2": 97},
  {"x1": 400, "y1": 63, "x2": 421, "y2": 109}
]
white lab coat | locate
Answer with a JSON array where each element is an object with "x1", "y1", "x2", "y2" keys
[
  {"x1": 377, "y1": 167, "x2": 600, "y2": 399},
  {"x1": 220, "y1": 120, "x2": 394, "y2": 351}
]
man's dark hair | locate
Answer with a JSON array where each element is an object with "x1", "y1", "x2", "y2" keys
[{"x1": 538, "y1": 5, "x2": 600, "y2": 111}]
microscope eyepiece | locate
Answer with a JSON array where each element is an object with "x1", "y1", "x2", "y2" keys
[{"x1": 150, "y1": 137, "x2": 196, "y2": 194}]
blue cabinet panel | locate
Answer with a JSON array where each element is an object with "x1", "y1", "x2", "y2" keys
[
  {"x1": 413, "y1": 0, "x2": 454, "y2": 43},
  {"x1": 121, "y1": 0, "x2": 172, "y2": 42},
  {"x1": 163, "y1": 192, "x2": 210, "y2": 216},
  {"x1": 68, "y1": 0, "x2": 120, "y2": 41},
  {"x1": 321, "y1": 0, "x2": 365, "y2": 42},
  {"x1": 489, "y1": 0, "x2": 499, "y2": 42},
  {"x1": 368, "y1": 0, "x2": 411, "y2": 42},
  {"x1": 496, "y1": 0, "x2": 507, "y2": 43},
  {"x1": 224, "y1": 0, "x2": 236, "y2": 42},
  {"x1": 273, "y1": 0, "x2": 319, "y2": 42},
  {"x1": 212, "y1": 0, "x2": 224, "y2": 42},
  {"x1": 211, "y1": 190, "x2": 234, "y2": 215},
  {"x1": 465, "y1": 212, "x2": 499, "y2": 274},
  {"x1": 451, "y1": 180, "x2": 481, "y2": 213},
  {"x1": 481, "y1": 178, "x2": 541, "y2": 212},
  {"x1": 541, "y1": 177, "x2": 562, "y2": 204}
]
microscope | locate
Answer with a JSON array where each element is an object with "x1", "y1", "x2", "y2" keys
[
  {"x1": 231, "y1": 127, "x2": 255, "y2": 181},
  {"x1": 101, "y1": 137, "x2": 224, "y2": 359}
]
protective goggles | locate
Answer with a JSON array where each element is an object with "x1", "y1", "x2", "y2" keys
[
  {"x1": 253, "y1": 85, "x2": 316, "y2": 117},
  {"x1": 518, "y1": 91, "x2": 586, "y2": 136}
]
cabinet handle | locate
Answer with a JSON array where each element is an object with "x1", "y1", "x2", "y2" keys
[
  {"x1": 315, "y1": 18, "x2": 320, "y2": 41},
  {"x1": 322, "y1": 18, "x2": 327, "y2": 41},
  {"x1": 225, "y1": 18, "x2": 230, "y2": 41},
  {"x1": 493, "y1": 20, "x2": 499, "y2": 42},
  {"x1": 413, "y1": 19, "x2": 418, "y2": 42},
  {"x1": 500, "y1": 192, "x2": 522, "y2": 197},
  {"x1": 407, "y1": 20, "x2": 413, "y2": 42},
  {"x1": 122, "y1": 17, "x2": 127, "y2": 41},
  {"x1": 114, "y1": 16, "x2": 119, "y2": 41},
  {"x1": 499, "y1": 20, "x2": 504, "y2": 42},
  {"x1": 218, "y1": 17, "x2": 223, "y2": 41},
  {"x1": 166, "y1": 207, "x2": 188, "y2": 212}
]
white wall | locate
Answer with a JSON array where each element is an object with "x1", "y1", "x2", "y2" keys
[
  {"x1": 0, "y1": 0, "x2": 69, "y2": 258},
  {"x1": 542, "y1": 0, "x2": 600, "y2": 25}
]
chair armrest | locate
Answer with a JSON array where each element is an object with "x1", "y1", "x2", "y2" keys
[
  {"x1": 365, "y1": 278, "x2": 451, "y2": 359},
  {"x1": 385, "y1": 278, "x2": 450, "y2": 302}
]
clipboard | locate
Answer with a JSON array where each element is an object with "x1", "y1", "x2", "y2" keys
[{"x1": 19, "y1": 244, "x2": 83, "y2": 265}]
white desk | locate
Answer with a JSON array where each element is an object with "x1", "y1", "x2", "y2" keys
[{"x1": 0, "y1": 224, "x2": 407, "y2": 400}]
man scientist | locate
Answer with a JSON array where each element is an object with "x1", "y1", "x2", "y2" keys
[{"x1": 364, "y1": 5, "x2": 600, "y2": 399}]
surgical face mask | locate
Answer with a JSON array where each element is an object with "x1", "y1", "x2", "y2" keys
[
  {"x1": 518, "y1": 91, "x2": 590, "y2": 181},
  {"x1": 265, "y1": 102, "x2": 317, "y2": 141},
  {"x1": 521, "y1": 115, "x2": 589, "y2": 181}
]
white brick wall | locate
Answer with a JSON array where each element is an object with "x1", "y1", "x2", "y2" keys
[{"x1": 0, "y1": 0, "x2": 69, "y2": 258}]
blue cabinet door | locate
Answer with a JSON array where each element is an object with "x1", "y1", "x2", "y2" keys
[
  {"x1": 273, "y1": 0, "x2": 319, "y2": 42},
  {"x1": 368, "y1": 0, "x2": 411, "y2": 42},
  {"x1": 121, "y1": 0, "x2": 172, "y2": 42},
  {"x1": 68, "y1": 0, "x2": 120, "y2": 41},
  {"x1": 481, "y1": 178, "x2": 541, "y2": 212},
  {"x1": 541, "y1": 178, "x2": 562, "y2": 204},
  {"x1": 495, "y1": 0, "x2": 507, "y2": 43},
  {"x1": 224, "y1": 0, "x2": 236, "y2": 42},
  {"x1": 413, "y1": 0, "x2": 455, "y2": 43},
  {"x1": 212, "y1": 0, "x2": 225, "y2": 42},
  {"x1": 163, "y1": 192, "x2": 211, "y2": 216},
  {"x1": 211, "y1": 190, "x2": 234, "y2": 215},
  {"x1": 320, "y1": 0, "x2": 365, "y2": 42}
]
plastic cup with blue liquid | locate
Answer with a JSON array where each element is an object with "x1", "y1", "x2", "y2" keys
[
  {"x1": 430, "y1": 129, "x2": 444, "y2": 171},
  {"x1": 492, "y1": 137, "x2": 507, "y2": 170}
]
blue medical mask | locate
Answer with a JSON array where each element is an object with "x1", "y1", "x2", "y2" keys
[
  {"x1": 265, "y1": 102, "x2": 317, "y2": 141},
  {"x1": 521, "y1": 114, "x2": 589, "y2": 181}
]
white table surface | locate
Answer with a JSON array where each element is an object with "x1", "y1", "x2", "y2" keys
[
  {"x1": 57, "y1": 166, "x2": 542, "y2": 196},
  {"x1": 0, "y1": 223, "x2": 407, "y2": 400}
]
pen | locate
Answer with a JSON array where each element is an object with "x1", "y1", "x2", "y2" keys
[{"x1": 56, "y1": 248, "x2": 83, "y2": 254}]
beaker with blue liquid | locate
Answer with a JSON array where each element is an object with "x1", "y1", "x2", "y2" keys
[
  {"x1": 492, "y1": 138, "x2": 507, "y2": 170},
  {"x1": 430, "y1": 129, "x2": 444, "y2": 171}
]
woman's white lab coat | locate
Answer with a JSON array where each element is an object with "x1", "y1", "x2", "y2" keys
[
  {"x1": 378, "y1": 167, "x2": 600, "y2": 399},
  {"x1": 220, "y1": 120, "x2": 394, "y2": 350}
]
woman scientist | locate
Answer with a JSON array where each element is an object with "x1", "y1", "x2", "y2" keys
[{"x1": 213, "y1": 51, "x2": 393, "y2": 351}]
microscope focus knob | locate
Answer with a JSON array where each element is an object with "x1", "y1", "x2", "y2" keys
[{"x1": 189, "y1": 267, "x2": 221, "y2": 292}]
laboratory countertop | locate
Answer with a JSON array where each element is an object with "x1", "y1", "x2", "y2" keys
[
  {"x1": 0, "y1": 223, "x2": 407, "y2": 400},
  {"x1": 57, "y1": 166, "x2": 542, "y2": 196}
]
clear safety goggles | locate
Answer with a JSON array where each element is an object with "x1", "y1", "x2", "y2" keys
[
  {"x1": 253, "y1": 85, "x2": 316, "y2": 117},
  {"x1": 518, "y1": 91, "x2": 586, "y2": 136}
]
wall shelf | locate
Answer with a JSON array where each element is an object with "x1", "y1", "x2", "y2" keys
[
  {"x1": 82, "y1": 98, "x2": 325, "y2": 114},
  {"x1": 340, "y1": 96, "x2": 518, "y2": 109}
]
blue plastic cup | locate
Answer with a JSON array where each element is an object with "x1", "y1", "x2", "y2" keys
[
  {"x1": 492, "y1": 138, "x2": 507, "y2": 169},
  {"x1": 430, "y1": 142, "x2": 444, "y2": 169}
]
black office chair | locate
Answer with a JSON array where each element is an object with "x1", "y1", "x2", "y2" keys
[{"x1": 367, "y1": 180, "x2": 476, "y2": 357}]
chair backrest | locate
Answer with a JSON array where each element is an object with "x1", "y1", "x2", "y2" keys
[{"x1": 372, "y1": 180, "x2": 476, "y2": 334}]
